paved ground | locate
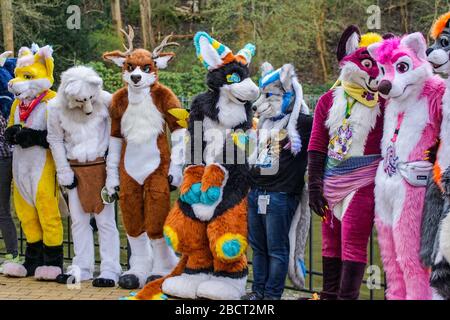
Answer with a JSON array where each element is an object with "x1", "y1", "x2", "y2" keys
[
  {"x1": 0, "y1": 274, "x2": 133, "y2": 300},
  {"x1": 0, "y1": 273, "x2": 307, "y2": 300}
]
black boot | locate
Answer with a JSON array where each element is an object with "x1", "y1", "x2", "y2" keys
[
  {"x1": 23, "y1": 241, "x2": 44, "y2": 277},
  {"x1": 43, "y1": 244, "x2": 64, "y2": 271},
  {"x1": 337, "y1": 261, "x2": 366, "y2": 300},
  {"x1": 56, "y1": 273, "x2": 76, "y2": 285},
  {"x1": 321, "y1": 257, "x2": 342, "y2": 300}
]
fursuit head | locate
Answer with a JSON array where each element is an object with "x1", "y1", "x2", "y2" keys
[
  {"x1": 368, "y1": 33, "x2": 445, "y2": 300},
  {"x1": 252, "y1": 62, "x2": 309, "y2": 155},
  {"x1": 0, "y1": 51, "x2": 16, "y2": 118},
  {"x1": 132, "y1": 32, "x2": 258, "y2": 301},
  {"x1": 427, "y1": 12, "x2": 450, "y2": 77},
  {"x1": 337, "y1": 25, "x2": 384, "y2": 93},
  {"x1": 48, "y1": 66, "x2": 111, "y2": 168},
  {"x1": 420, "y1": 11, "x2": 450, "y2": 300},
  {"x1": 8, "y1": 44, "x2": 54, "y2": 102},
  {"x1": 252, "y1": 61, "x2": 311, "y2": 290}
]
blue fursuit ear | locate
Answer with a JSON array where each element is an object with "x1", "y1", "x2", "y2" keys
[{"x1": 0, "y1": 58, "x2": 16, "y2": 119}]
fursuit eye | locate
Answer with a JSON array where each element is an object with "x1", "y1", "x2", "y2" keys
[
  {"x1": 361, "y1": 59, "x2": 373, "y2": 68},
  {"x1": 143, "y1": 65, "x2": 151, "y2": 73},
  {"x1": 127, "y1": 64, "x2": 134, "y2": 72},
  {"x1": 226, "y1": 73, "x2": 241, "y2": 83},
  {"x1": 441, "y1": 37, "x2": 450, "y2": 47},
  {"x1": 265, "y1": 93, "x2": 273, "y2": 98},
  {"x1": 24, "y1": 74, "x2": 33, "y2": 80},
  {"x1": 380, "y1": 66, "x2": 385, "y2": 75},
  {"x1": 396, "y1": 62, "x2": 410, "y2": 73}
]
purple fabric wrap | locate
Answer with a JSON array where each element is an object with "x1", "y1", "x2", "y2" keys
[{"x1": 323, "y1": 155, "x2": 380, "y2": 209}]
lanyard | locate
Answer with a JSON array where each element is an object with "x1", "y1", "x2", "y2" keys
[
  {"x1": 343, "y1": 95, "x2": 357, "y2": 124},
  {"x1": 391, "y1": 113, "x2": 404, "y2": 143}
]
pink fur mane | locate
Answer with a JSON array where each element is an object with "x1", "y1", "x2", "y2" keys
[
  {"x1": 421, "y1": 75, "x2": 446, "y2": 123},
  {"x1": 374, "y1": 38, "x2": 401, "y2": 64}
]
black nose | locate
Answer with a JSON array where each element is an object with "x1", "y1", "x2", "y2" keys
[
  {"x1": 252, "y1": 105, "x2": 257, "y2": 112},
  {"x1": 426, "y1": 48, "x2": 434, "y2": 56},
  {"x1": 131, "y1": 74, "x2": 142, "y2": 84},
  {"x1": 378, "y1": 80, "x2": 392, "y2": 95}
]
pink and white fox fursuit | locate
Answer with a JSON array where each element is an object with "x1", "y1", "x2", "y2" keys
[{"x1": 368, "y1": 33, "x2": 445, "y2": 300}]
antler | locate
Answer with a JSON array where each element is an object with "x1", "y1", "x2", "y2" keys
[
  {"x1": 152, "y1": 34, "x2": 179, "y2": 58},
  {"x1": 120, "y1": 25, "x2": 135, "y2": 56}
]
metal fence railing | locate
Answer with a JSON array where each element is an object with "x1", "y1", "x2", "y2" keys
[
  {"x1": 0, "y1": 94, "x2": 386, "y2": 299},
  {"x1": 0, "y1": 209, "x2": 385, "y2": 299}
]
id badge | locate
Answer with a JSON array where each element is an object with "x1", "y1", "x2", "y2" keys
[{"x1": 258, "y1": 195, "x2": 270, "y2": 215}]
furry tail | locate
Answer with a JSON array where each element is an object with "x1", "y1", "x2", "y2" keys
[
  {"x1": 288, "y1": 184, "x2": 311, "y2": 289},
  {"x1": 420, "y1": 179, "x2": 445, "y2": 266},
  {"x1": 135, "y1": 254, "x2": 188, "y2": 300}
]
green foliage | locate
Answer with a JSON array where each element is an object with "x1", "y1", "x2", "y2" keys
[
  {"x1": 5, "y1": 0, "x2": 450, "y2": 91},
  {"x1": 159, "y1": 65, "x2": 207, "y2": 97}
]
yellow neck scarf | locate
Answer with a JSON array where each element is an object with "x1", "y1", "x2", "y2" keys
[{"x1": 338, "y1": 81, "x2": 379, "y2": 108}]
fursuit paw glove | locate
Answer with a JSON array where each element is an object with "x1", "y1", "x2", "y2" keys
[
  {"x1": 168, "y1": 128, "x2": 186, "y2": 189},
  {"x1": 308, "y1": 151, "x2": 328, "y2": 217},
  {"x1": 106, "y1": 136, "x2": 123, "y2": 196},
  {"x1": 425, "y1": 139, "x2": 439, "y2": 165},
  {"x1": 4, "y1": 124, "x2": 22, "y2": 145},
  {"x1": 15, "y1": 128, "x2": 49, "y2": 148},
  {"x1": 180, "y1": 182, "x2": 202, "y2": 204},
  {"x1": 57, "y1": 167, "x2": 77, "y2": 189}
]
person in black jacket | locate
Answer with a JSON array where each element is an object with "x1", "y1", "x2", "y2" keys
[{"x1": 242, "y1": 62, "x2": 312, "y2": 300}]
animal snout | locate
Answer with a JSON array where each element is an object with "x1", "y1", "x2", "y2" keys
[
  {"x1": 131, "y1": 74, "x2": 142, "y2": 84},
  {"x1": 426, "y1": 48, "x2": 434, "y2": 56},
  {"x1": 378, "y1": 80, "x2": 392, "y2": 95}
]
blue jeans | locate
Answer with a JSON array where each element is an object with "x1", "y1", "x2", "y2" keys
[{"x1": 248, "y1": 189, "x2": 299, "y2": 299}]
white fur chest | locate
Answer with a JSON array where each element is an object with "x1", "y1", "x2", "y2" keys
[
  {"x1": 14, "y1": 101, "x2": 47, "y2": 130},
  {"x1": 381, "y1": 96, "x2": 428, "y2": 162},
  {"x1": 216, "y1": 94, "x2": 248, "y2": 128},
  {"x1": 203, "y1": 117, "x2": 227, "y2": 165},
  {"x1": 202, "y1": 96, "x2": 247, "y2": 165},
  {"x1": 59, "y1": 105, "x2": 110, "y2": 162},
  {"x1": 326, "y1": 87, "x2": 380, "y2": 157},
  {"x1": 122, "y1": 89, "x2": 164, "y2": 184},
  {"x1": 437, "y1": 85, "x2": 450, "y2": 170},
  {"x1": 121, "y1": 91, "x2": 164, "y2": 145}
]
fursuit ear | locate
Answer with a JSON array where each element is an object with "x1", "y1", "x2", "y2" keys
[
  {"x1": 337, "y1": 25, "x2": 361, "y2": 61},
  {"x1": 64, "y1": 80, "x2": 83, "y2": 97},
  {"x1": 400, "y1": 32, "x2": 427, "y2": 61},
  {"x1": 154, "y1": 52, "x2": 175, "y2": 70},
  {"x1": 0, "y1": 51, "x2": 13, "y2": 67},
  {"x1": 194, "y1": 32, "x2": 225, "y2": 70},
  {"x1": 103, "y1": 51, "x2": 127, "y2": 67},
  {"x1": 37, "y1": 45, "x2": 54, "y2": 83},
  {"x1": 383, "y1": 33, "x2": 396, "y2": 40},
  {"x1": 280, "y1": 64, "x2": 296, "y2": 92},
  {"x1": 367, "y1": 42, "x2": 382, "y2": 60},
  {"x1": 260, "y1": 62, "x2": 274, "y2": 77},
  {"x1": 87, "y1": 75, "x2": 103, "y2": 88}
]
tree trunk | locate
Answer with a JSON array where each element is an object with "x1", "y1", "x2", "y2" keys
[
  {"x1": 111, "y1": 0, "x2": 123, "y2": 39},
  {"x1": 314, "y1": 4, "x2": 328, "y2": 83},
  {"x1": 0, "y1": 0, "x2": 14, "y2": 53},
  {"x1": 139, "y1": 0, "x2": 155, "y2": 49}
]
